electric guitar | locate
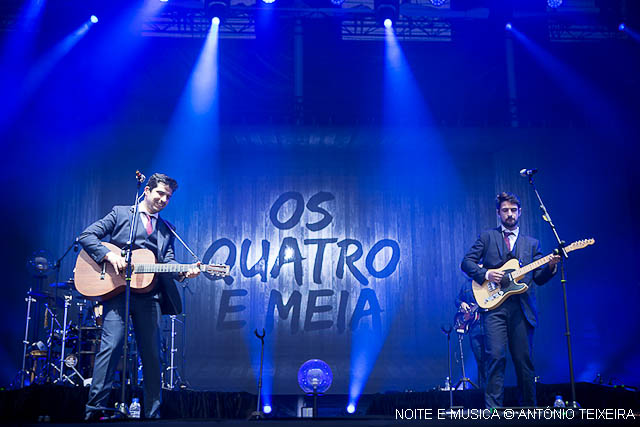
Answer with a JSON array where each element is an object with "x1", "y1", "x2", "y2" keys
[
  {"x1": 454, "y1": 304, "x2": 480, "y2": 335},
  {"x1": 74, "y1": 242, "x2": 229, "y2": 301},
  {"x1": 472, "y1": 238, "x2": 595, "y2": 310}
]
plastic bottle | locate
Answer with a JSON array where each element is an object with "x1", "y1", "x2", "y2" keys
[
  {"x1": 553, "y1": 395, "x2": 566, "y2": 408},
  {"x1": 129, "y1": 398, "x2": 141, "y2": 419}
]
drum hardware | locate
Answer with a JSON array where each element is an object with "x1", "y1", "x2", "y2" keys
[
  {"x1": 19, "y1": 292, "x2": 37, "y2": 388},
  {"x1": 57, "y1": 295, "x2": 72, "y2": 382},
  {"x1": 51, "y1": 353, "x2": 89, "y2": 387},
  {"x1": 165, "y1": 314, "x2": 185, "y2": 390}
]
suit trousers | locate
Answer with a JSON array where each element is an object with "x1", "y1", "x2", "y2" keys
[
  {"x1": 469, "y1": 324, "x2": 486, "y2": 390},
  {"x1": 483, "y1": 296, "x2": 535, "y2": 408},
  {"x1": 85, "y1": 293, "x2": 162, "y2": 418}
]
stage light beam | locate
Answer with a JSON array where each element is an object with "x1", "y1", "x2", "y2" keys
[
  {"x1": 505, "y1": 22, "x2": 512, "y2": 31},
  {"x1": 347, "y1": 403, "x2": 356, "y2": 414},
  {"x1": 384, "y1": 19, "x2": 392, "y2": 29},
  {"x1": 90, "y1": 15, "x2": 98, "y2": 24}
]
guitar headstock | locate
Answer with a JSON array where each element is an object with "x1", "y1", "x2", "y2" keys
[
  {"x1": 204, "y1": 263, "x2": 230, "y2": 277},
  {"x1": 566, "y1": 238, "x2": 595, "y2": 252}
]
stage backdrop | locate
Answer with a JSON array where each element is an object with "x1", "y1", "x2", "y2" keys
[{"x1": 4, "y1": 125, "x2": 638, "y2": 396}]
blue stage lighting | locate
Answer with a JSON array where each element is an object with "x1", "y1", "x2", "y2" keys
[
  {"x1": 262, "y1": 0, "x2": 276, "y2": 3},
  {"x1": 90, "y1": 15, "x2": 99, "y2": 24},
  {"x1": 212, "y1": 16, "x2": 220, "y2": 26},
  {"x1": 430, "y1": 0, "x2": 446, "y2": 6},
  {"x1": 547, "y1": 0, "x2": 562, "y2": 8},
  {"x1": 505, "y1": 22, "x2": 512, "y2": 31},
  {"x1": 160, "y1": 0, "x2": 168, "y2": 3},
  {"x1": 331, "y1": 0, "x2": 345, "y2": 5},
  {"x1": 263, "y1": 405, "x2": 272, "y2": 414},
  {"x1": 384, "y1": 18, "x2": 393, "y2": 29},
  {"x1": 347, "y1": 403, "x2": 356, "y2": 414},
  {"x1": 618, "y1": 23, "x2": 626, "y2": 31}
]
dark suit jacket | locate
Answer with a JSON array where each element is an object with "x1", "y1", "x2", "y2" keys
[
  {"x1": 461, "y1": 227, "x2": 555, "y2": 327},
  {"x1": 78, "y1": 205, "x2": 183, "y2": 315}
]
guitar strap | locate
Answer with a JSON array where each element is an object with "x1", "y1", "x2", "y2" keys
[{"x1": 160, "y1": 218, "x2": 201, "y2": 262}]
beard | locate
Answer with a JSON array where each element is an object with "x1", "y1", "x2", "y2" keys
[{"x1": 501, "y1": 217, "x2": 518, "y2": 229}]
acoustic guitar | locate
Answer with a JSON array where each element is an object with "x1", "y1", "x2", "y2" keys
[
  {"x1": 472, "y1": 238, "x2": 594, "y2": 310},
  {"x1": 74, "y1": 241, "x2": 229, "y2": 301}
]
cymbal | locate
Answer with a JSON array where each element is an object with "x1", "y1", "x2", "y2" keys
[
  {"x1": 27, "y1": 290, "x2": 63, "y2": 305},
  {"x1": 49, "y1": 282, "x2": 72, "y2": 289}
]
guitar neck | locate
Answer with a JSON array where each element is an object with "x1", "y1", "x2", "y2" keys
[
  {"x1": 134, "y1": 263, "x2": 199, "y2": 274},
  {"x1": 513, "y1": 254, "x2": 555, "y2": 278}
]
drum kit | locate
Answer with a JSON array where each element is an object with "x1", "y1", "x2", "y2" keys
[
  {"x1": 17, "y1": 247, "x2": 190, "y2": 391},
  {"x1": 18, "y1": 278, "x2": 103, "y2": 388}
]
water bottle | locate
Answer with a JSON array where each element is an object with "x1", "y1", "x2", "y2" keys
[
  {"x1": 553, "y1": 395, "x2": 566, "y2": 408},
  {"x1": 129, "y1": 398, "x2": 141, "y2": 419}
]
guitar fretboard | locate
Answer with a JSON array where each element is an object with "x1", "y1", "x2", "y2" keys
[
  {"x1": 513, "y1": 254, "x2": 556, "y2": 278},
  {"x1": 134, "y1": 264, "x2": 199, "y2": 274}
]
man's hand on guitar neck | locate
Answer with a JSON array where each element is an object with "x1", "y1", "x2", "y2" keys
[{"x1": 183, "y1": 263, "x2": 201, "y2": 279}]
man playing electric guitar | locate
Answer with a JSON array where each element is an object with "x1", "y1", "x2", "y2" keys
[
  {"x1": 79, "y1": 173, "x2": 200, "y2": 420},
  {"x1": 461, "y1": 192, "x2": 560, "y2": 409}
]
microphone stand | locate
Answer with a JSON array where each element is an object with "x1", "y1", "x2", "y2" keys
[
  {"x1": 526, "y1": 174, "x2": 578, "y2": 408},
  {"x1": 118, "y1": 172, "x2": 145, "y2": 416},
  {"x1": 441, "y1": 325, "x2": 454, "y2": 415}
]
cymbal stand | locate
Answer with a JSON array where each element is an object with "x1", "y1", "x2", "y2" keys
[
  {"x1": 19, "y1": 291, "x2": 37, "y2": 388},
  {"x1": 56, "y1": 295, "x2": 72, "y2": 382},
  {"x1": 166, "y1": 314, "x2": 184, "y2": 389},
  {"x1": 43, "y1": 302, "x2": 62, "y2": 383}
]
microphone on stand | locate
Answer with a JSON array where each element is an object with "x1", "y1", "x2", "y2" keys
[{"x1": 519, "y1": 168, "x2": 538, "y2": 177}]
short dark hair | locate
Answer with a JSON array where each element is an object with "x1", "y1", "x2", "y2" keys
[
  {"x1": 148, "y1": 173, "x2": 178, "y2": 192},
  {"x1": 495, "y1": 192, "x2": 521, "y2": 210}
]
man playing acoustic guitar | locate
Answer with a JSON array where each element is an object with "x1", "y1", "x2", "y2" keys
[
  {"x1": 461, "y1": 192, "x2": 560, "y2": 409},
  {"x1": 79, "y1": 173, "x2": 200, "y2": 420}
]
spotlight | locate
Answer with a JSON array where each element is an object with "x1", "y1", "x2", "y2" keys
[
  {"x1": 375, "y1": 0, "x2": 398, "y2": 29},
  {"x1": 505, "y1": 22, "x2": 512, "y2": 31},
  {"x1": 205, "y1": 0, "x2": 229, "y2": 24},
  {"x1": 212, "y1": 16, "x2": 220, "y2": 26},
  {"x1": 90, "y1": 15, "x2": 98, "y2": 24},
  {"x1": 261, "y1": 0, "x2": 276, "y2": 3},
  {"x1": 160, "y1": 0, "x2": 169, "y2": 3},
  {"x1": 430, "y1": 0, "x2": 446, "y2": 6},
  {"x1": 547, "y1": 0, "x2": 563, "y2": 8},
  {"x1": 263, "y1": 405, "x2": 272, "y2": 414},
  {"x1": 346, "y1": 403, "x2": 356, "y2": 414},
  {"x1": 331, "y1": 0, "x2": 345, "y2": 5},
  {"x1": 618, "y1": 23, "x2": 626, "y2": 31}
]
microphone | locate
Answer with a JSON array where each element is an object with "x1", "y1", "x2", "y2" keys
[
  {"x1": 135, "y1": 170, "x2": 146, "y2": 184},
  {"x1": 519, "y1": 168, "x2": 538, "y2": 177}
]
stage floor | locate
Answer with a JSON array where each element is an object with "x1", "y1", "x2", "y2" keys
[{"x1": 2, "y1": 382, "x2": 638, "y2": 425}]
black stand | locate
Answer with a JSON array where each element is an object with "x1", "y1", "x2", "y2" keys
[
  {"x1": 527, "y1": 174, "x2": 578, "y2": 408},
  {"x1": 454, "y1": 333, "x2": 478, "y2": 390},
  {"x1": 441, "y1": 325, "x2": 454, "y2": 414},
  {"x1": 250, "y1": 329, "x2": 266, "y2": 420},
  {"x1": 45, "y1": 238, "x2": 79, "y2": 383},
  {"x1": 116, "y1": 171, "x2": 146, "y2": 417}
]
